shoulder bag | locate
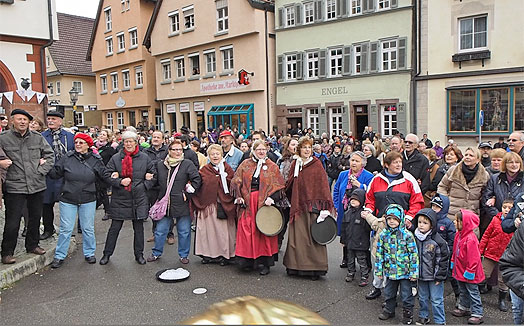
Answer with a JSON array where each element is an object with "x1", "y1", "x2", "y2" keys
[{"x1": 149, "y1": 164, "x2": 180, "y2": 221}]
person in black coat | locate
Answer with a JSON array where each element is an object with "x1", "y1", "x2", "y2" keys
[
  {"x1": 48, "y1": 133, "x2": 106, "y2": 268},
  {"x1": 326, "y1": 144, "x2": 343, "y2": 188},
  {"x1": 342, "y1": 188, "x2": 371, "y2": 286},
  {"x1": 403, "y1": 134, "x2": 430, "y2": 194},
  {"x1": 146, "y1": 139, "x2": 201, "y2": 264},
  {"x1": 95, "y1": 129, "x2": 117, "y2": 220},
  {"x1": 99, "y1": 131, "x2": 156, "y2": 265},
  {"x1": 363, "y1": 144, "x2": 382, "y2": 175},
  {"x1": 175, "y1": 134, "x2": 199, "y2": 169}
]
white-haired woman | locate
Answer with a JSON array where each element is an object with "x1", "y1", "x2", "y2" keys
[
  {"x1": 99, "y1": 131, "x2": 156, "y2": 265},
  {"x1": 362, "y1": 144, "x2": 382, "y2": 174}
]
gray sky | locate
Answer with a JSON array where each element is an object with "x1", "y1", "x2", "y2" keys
[{"x1": 56, "y1": 0, "x2": 99, "y2": 19}]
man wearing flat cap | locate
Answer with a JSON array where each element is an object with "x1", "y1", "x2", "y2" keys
[
  {"x1": 40, "y1": 110, "x2": 75, "y2": 239},
  {"x1": 478, "y1": 142, "x2": 492, "y2": 168},
  {"x1": 0, "y1": 109, "x2": 55, "y2": 264},
  {"x1": 220, "y1": 130, "x2": 243, "y2": 171}
]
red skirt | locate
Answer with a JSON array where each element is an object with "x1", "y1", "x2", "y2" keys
[{"x1": 235, "y1": 191, "x2": 278, "y2": 259}]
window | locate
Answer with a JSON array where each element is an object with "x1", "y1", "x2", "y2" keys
[
  {"x1": 307, "y1": 52, "x2": 319, "y2": 79},
  {"x1": 216, "y1": 0, "x2": 228, "y2": 32},
  {"x1": 449, "y1": 90, "x2": 476, "y2": 132},
  {"x1": 175, "y1": 57, "x2": 185, "y2": 78},
  {"x1": 205, "y1": 51, "x2": 216, "y2": 74},
  {"x1": 169, "y1": 11, "x2": 179, "y2": 34},
  {"x1": 117, "y1": 33, "x2": 125, "y2": 52},
  {"x1": 378, "y1": 0, "x2": 390, "y2": 10},
  {"x1": 381, "y1": 40, "x2": 397, "y2": 71},
  {"x1": 459, "y1": 15, "x2": 487, "y2": 51},
  {"x1": 183, "y1": 6, "x2": 195, "y2": 30},
  {"x1": 47, "y1": 82, "x2": 54, "y2": 95},
  {"x1": 221, "y1": 47, "x2": 234, "y2": 71},
  {"x1": 128, "y1": 111, "x2": 136, "y2": 127},
  {"x1": 129, "y1": 28, "x2": 138, "y2": 48},
  {"x1": 107, "y1": 112, "x2": 114, "y2": 130},
  {"x1": 56, "y1": 81, "x2": 61, "y2": 95},
  {"x1": 326, "y1": 0, "x2": 336, "y2": 20},
  {"x1": 354, "y1": 45, "x2": 362, "y2": 74},
  {"x1": 304, "y1": 2, "x2": 314, "y2": 24},
  {"x1": 351, "y1": 0, "x2": 361, "y2": 15},
  {"x1": 104, "y1": 7, "x2": 112, "y2": 31},
  {"x1": 76, "y1": 111, "x2": 84, "y2": 126},
  {"x1": 515, "y1": 87, "x2": 524, "y2": 131},
  {"x1": 329, "y1": 48, "x2": 342, "y2": 77},
  {"x1": 105, "y1": 36, "x2": 113, "y2": 55},
  {"x1": 120, "y1": 0, "x2": 130, "y2": 12},
  {"x1": 286, "y1": 54, "x2": 297, "y2": 81},
  {"x1": 100, "y1": 75, "x2": 107, "y2": 93},
  {"x1": 330, "y1": 106, "x2": 343, "y2": 137},
  {"x1": 72, "y1": 81, "x2": 83, "y2": 95},
  {"x1": 46, "y1": 55, "x2": 50, "y2": 68},
  {"x1": 117, "y1": 112, "x2": 124, "y2": 129},
  {"x1": 111, "y1": 72, "x2": 118, "y2": 91},
  {"x1": 285, "y1": 6, "x2": 295, "y2": 27},
  {"x1": 381, "y1": 104, "x2": 397, "y2": 137},
  {"x1": 135, "y1": 66, "x2": 143, "y2": 87},
  {"x1": 481, "y1": 88, "x2": 509, "y2": 132},
  {"x1": 307, "y1": 108, "x2": 319, "y2": 137},
  {"x1": 189, "y1": 53, "x2": 200, "y2": 76},
  {"x1": 161, "y1": 60, "x2": 171, "y2": 81},
  {"x1": 122, "y1": 70, "x2": 130, "y2": 89}
]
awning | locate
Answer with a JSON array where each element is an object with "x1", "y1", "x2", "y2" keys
[{"x1": 207, "y1": 104, "x2": 254, "y2": 115}]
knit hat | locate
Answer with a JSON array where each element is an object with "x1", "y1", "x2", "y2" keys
[
  {"x1": 384, "y1": 204, "x2": 404, "y2": 221},
  {"x1": 74, "y1": 133, "x2": 94, "y2": 147},
  {"x1": 430, "y1": 195, "x2": 444, "y2": 209}
]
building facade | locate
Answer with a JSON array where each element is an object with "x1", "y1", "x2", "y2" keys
[
  {"x1": 416, "y1": 0, "x2": 524, "y2": 147},
  {"x1": 275, "y1": 0, "x2": 413, "y2": 139},
  {"x1": 87, "y1": 0, "x2": 158, "y2": 132},
  {"x1": 144, "y1": 0, "x2": 276, "y2": 136},
  {"x1": 46, "y1": 13, "x2": 101, "y2": 130},
  {"x1": 0, "y1": 0, "x2": 58, "y2": 120}
]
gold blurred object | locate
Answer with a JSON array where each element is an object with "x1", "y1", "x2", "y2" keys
[{"x1": 181, "y1": 296, "x2": 330, "y2": 325}]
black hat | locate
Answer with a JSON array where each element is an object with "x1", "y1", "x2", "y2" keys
[
  {"x1": 10, "y1": 109, "x2": 33, "y2": 120},
  {"x1": 180, "y1": 126, "x2": 189, "y2": 134},
  {"x1": 478, "y1": 142, "x2": 492, "y2": 149},
  {"x1": 430, "y1": 196, "x2": 443, "y2": 209},
  {"x1": 47, "y1": 110, "x2": 64, "y2": 119}
]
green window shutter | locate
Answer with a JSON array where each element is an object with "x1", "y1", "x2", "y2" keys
[
  {"x1": 277, "y1": 55, "x2": 284, "y2": 82},
  {"x1": 370, "y1": 41, "x2": 379, "y2": 73},
  {"x1": 397, "y1": 102, "x2": 407, "y2": 135},
  {"x1": 391, "y1": 0, "x2": 398, "y2": 8},
  {"x1": 342, "y1": 105, "x2": 350, "y2": 132},
  {"x1": 369, "y1": 104, "x2": 379, "y2": 133},
  {"x1": 336, "y1": 0, "x2": 348, "y2": 17},
  {"x1": 295, "y1": 4, "x2": 302, "y2": 25},
  {"x1": 342, "y1": 46, "x2": 351, "y2": 75},
  {"x1": 360, "y1": 42, "x2": 369, "y2": 74},
  {"x1": 278, "y1": 8, "x2": 284, "y2": 28},
  {"x1": 319, "y1": 107, "x2": 327, "y2": 135},
  {"x1": 296, "y1": 52, "x2": 304, "y2": 80},
  {"x1": 315, "y1": 0, "x2": 324, "y2": 22},
  {"x1": 319, "y1": 49, "x2": 327, "y2": 78},
  {"x1": 364, "y1": 0, "x2": 375, "y2": 13},
  {"x1": 398, "y1": 37, "x2": 407, "y2": 70}
]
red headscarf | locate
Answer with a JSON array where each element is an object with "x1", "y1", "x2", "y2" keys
[{"x1": 121, "y1": 145, "x2": 139, "y2": 191}]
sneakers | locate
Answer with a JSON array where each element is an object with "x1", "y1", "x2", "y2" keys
[
  {"x1": 180, "y1": 257, "x2": 189, "y2": 264},
  {"x1": 345, "y1": 273, "x2": 354, "y2": 282},
  {"x1": 378, "y1": 310, "x2": 395, "y2": 320},
  {"x1": 85, "y1": 256, "x2": 96, "y2": 264},
  {"x1": 467, "y1": 316, "x2": 484, "y2": 325},
  {"x1": 402, "y1": 310, "x2": 414, "y2": 325},
  {"x1": 416, "y1": 317, "x2": 430, "y2": 325},
  {"x1": 359, "y1": 278, "x2": 369, "y2": 287},
  {"x1": 147, "y1": 254, "x2": 159, "y2": 262},
  {"x1": 366, "y1": 287, "x2": 382, "y2": 300},
  {"x1": 50, "y1": 258, "x2": 64, "y2": 269},
  {"x1": 146, "y1": 235, "x2": 155, "y2": 242},
  {"x1": 452, "y1": 308, "x2": 471, "y2": 317}
]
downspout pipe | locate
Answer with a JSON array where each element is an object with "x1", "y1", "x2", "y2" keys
[
  {"x1": 411, "y1": 0, "x2": 422, "y2": 134},
  {"x1": 264, "y1": 7, "x2": 271, "y2": 133},
  {"x1": 40, "y1": 0, "x2": 54, "y2": 116}
]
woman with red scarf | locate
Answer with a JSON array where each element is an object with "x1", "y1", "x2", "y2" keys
[
  {"x1": 99, "y1": 131, "x2": 156, "y2": 265},
  {"x1": 192, "y1": 144, "x2": 236, "y2": 266},
  {"x1": 231, "y1": 140, "x2": 285, "y2": 276},
  {"x1": 284, "y1": 136, "x2": 335, "y2": 280}
]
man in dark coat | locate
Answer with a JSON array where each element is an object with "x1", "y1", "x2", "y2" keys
[
  {"x1": 41, "y1": 111, "x2": 75, "y2": 239},
  {"x1": 508, "y1": 131, "x2": 524, "y2": 163},
  {"x1": 175, "y1": 133, "x2": 199, "y2": 169},
  {"x1": 403, "y1": 133, "x2": 430, "y2": 194}
]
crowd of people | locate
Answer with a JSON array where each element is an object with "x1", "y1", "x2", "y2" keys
[{"x1": 2, "y1": 108, "x2": 524, "y2": 325}]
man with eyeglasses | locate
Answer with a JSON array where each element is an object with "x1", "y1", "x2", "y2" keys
[
  {"x1": 402, "y1": 133, "x2": 430, "y2": 194},
  {"x1": 508, "y1": 132, "x2": 524, "y2": 163}
]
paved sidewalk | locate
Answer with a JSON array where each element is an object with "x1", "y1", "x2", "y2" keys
[{"x1": 0, "y1": 208, "x2": 76, "y2": 288}]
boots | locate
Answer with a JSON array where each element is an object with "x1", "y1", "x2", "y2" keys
[
  {"x1": 402, "y1": 309, "x2": 414, "y2": 325},
  {"x1": 340, "y1": 246, "x2": 348, "y2": 268},
  {"x1": 498, "y1": 290, "x2": 508, "y2": 312},
  {"x1": 478, "y1": 281, "x2": 491, "y2": 294}
]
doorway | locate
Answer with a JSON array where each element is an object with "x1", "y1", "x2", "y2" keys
[
  {"x1": 352, "y1": 105, "x2": 368, "y2": 140},
  {"x1": 287, "y1": 117, "x2": 302, "y2": 131}
]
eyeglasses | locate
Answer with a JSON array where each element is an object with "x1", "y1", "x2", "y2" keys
[
  {"x1": 404, "y1": 141, "x2": 414, "y2": 144},
  {"x1": 0, "y1": 117, "x2": 6, "y2": 121},
  {"x1": 508, "y1": 139, "x2": 520, "y2": 142},
  {"x1": 74, "y1": 140, "x2": 87, "y2": 145},
  {"x1": 169, "y1": 148, "x2": 183, "y2": 152}
]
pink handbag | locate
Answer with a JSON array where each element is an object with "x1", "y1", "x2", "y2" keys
[{"x1": 149, "y1": 164, "x2": 180, "y2": 221}]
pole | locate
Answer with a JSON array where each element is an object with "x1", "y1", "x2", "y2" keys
[{"x1": 479, "y1": 110, "x2": 483, "y2": 144}]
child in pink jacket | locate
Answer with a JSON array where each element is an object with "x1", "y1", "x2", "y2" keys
[{"x1": 451, "y1": 209, "x2": 485, "y2": 325}]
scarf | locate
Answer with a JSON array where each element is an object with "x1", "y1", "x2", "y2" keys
[
  {"x1": 292, "y1": 154, "x2": 313, "y2": 177},
  {"x1": 96, "y1": 140, "x2": 108, "y2": 149},
  {"x1": 121, "y1": 146, "x2": 139, "y2": 192},
  {"x1": 51, "y1": 128, "x2": 67, "y2": 161},
  {"x1": 461, "y1": 162, "x2": 479, "y2": 184},
  {"x1": 252, "y1": 156, "x2": 267, "y2": 179},
  {"x1": 506, "y1": 172, "x2": 518, "y2": 185},
  {"x1": 192, "y1": 161, "x2": 236, "y2": 218},
  {"x1": 384, "y1": 169, "x2": 400, "y2": 183},
  {"x1": 415, "y1": 228, "x2": 432, "y2": 241},
  {"x1": 342, "y1": 168, "x2": 365, "y2": 210},
  {"x1": 213, "y1": 159, "x2": 229, "y2": 194},
  {"x1": 167, "y1": 154, "x2": 184, "y2": 167}
]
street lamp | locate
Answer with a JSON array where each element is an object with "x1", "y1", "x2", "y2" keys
[{"x1": 69, "y1": 87, "x2": 79, "y2": 126}]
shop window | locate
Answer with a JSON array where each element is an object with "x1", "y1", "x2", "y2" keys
[
  {"x1": 480, "y1": 88, "x2": 509, "y2": 132},
  {"x1": 515, "y1": 87, "x2": 524, "y2": 131},
  {"x1": 449, "y1": 90, "x2": 476, "y2": 132}
]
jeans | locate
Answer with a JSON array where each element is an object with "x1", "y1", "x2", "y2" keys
[
  {"x1": 418, "y1": 280, "x2": 445, "y2": 324},
  {"x1": 153, "y1": 215, "x2": 191, "y2": 258},
  {"x1": 510, "y1": 290, "x2": 524, "y2": 324},
  {"x1": 384, "y1": 278, "x2": 415, "y2": 314},
  {"x1": 1, "y1": 191, "x2": 44, "y2": 257},
  {"x1": 347, "y1": 249, "x2": 369, "y2": 279},
  {"x1": 55, "y1": 201, "x2": 96, "y2": 260},
  {"x1": 103, "y1": 219, "x2": 144, "y2": 258},
  {"x1": 457, "y1": 281, "x2": 483, "y2": 317}
]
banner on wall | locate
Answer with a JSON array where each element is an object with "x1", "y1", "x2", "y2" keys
[
  {"x1": 200, "y1": 79, "x2": 246, "y2": 94},
  {"x1": 36, "y1": 92, "x2": 47, "y2": 104},
  {"x1": 166, "y1": 103, "x2": 176, "y2": 113},
  {"x1": 193, "y1": 101, "x2": 205, "y2": 112},
  {"x1": 179, "y1": 103, "x2": 190, "y2": 112},
  {"x1": 3, "y1": 92, "x2": 13, "y2": 104}
]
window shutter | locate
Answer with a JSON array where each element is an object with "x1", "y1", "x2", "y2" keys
[
  {"x1": 278, "y1": 8, "x2": 284, "y2": 28},
  {"x1": 360, "y1": 43, "x2": 369, "y2": 74},
  {"x1": 369, "y1": 104, "x2": 379, "y2": 134},
  {"x1": 315, "y1": 0, "x2": 323, "y2": 22},
  {"x1": 391, "y1": 0, "x2": 398, "y2": 8},
  {"x1": 337, "y1": 0, "x2": 348, "y2": 17},
  {"x1": 342, "y1": 105, "x2": 350, "y2": 133},
  {"x1": 296, "y1": 52, "x2": 304, "y2": 80},
  {"x1": 364, "y1": 0, "x2": 375, "y2": 13},
  {"x1": 319, "y1": 49, "x2": 327, "y2": 78},
  {"x1": 336, "y1": 0, "x2": 342, "y2": 17},
  {"x1": 319, "y1": 107, "x2": 327, "y2": 135},
  {"x1": 295, "y1": 4, "x2": 302, "y2": 25},
  {"x1": 397, "y1": 37, "x2": 407, "y2": 70},
  {"x1": 277, "y1": 55, "x2": 284, "y2": 82},
  {"x1": 397, "y1": 102, "x2": 407, "y2": 135},
  {"x1": 342, "y1": 46, "x2": 351, "y2": 75},
  {"x1": 370, "y1": 42, "x2": 378, "y2": 73}
]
